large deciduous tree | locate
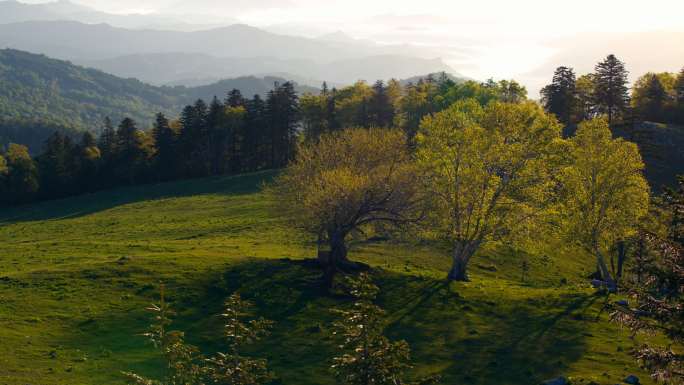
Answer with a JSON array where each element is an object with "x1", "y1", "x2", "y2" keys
[
  {"x1": 560, "y1": 118, "x2": 649, "y2": 289},
  {"x1": 611, "y1": 177, "x2": 683, "y2": 383},
  {"x1": 270, "y1": 128, "x2": 424, "y2": 287},
  {"x1": 2, "y1": 143, "x2": 39, "y2": 204},
  {"x1": 594, "y1": 54, "x2": 630, "y2": 126},
  {"x1": 417, "y1": 99, "x2": 563, "y2": 281}
]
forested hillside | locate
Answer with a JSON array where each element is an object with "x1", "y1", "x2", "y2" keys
[{"x1": 0, "y1": 49, "x2": 317, "y2": 150}]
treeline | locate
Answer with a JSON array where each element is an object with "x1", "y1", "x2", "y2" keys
[
  {"x1": 0, "y1": 74, "x2": 528, "y2": 206},
  {"x1": 0, "y1": 82, "x2": 299, "y2": 205},
  {"x1": 541, "y1": 54, "x2": 684, "y2": 127}
]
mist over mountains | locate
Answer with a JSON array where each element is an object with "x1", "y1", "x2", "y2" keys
[{"x1": 0, "y1": 0, "x2": 459, "y2": 87}]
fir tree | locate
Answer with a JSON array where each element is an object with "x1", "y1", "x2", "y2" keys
[
  {"x1": 115, "y1": 118, "x2": 147, "y2": 185},
  {"x1": 331, "y1": 274, "x2": 439, "y2": 385},
  {"x1": 244, "y1": 94, "x2": 267, "y2": 171},
  {"x1": 369, "y1": 80, "x2": 395, "y2": 128},
  {"x1": 642, "y1": 74, "x2": 669, "y2": 122},
  {"x1": 205, "y1": 294, "x2": 274, "y2": 385},
  {"x1": 226, "y1": 89, "x2": 245, "y2": 108},
  {"x1": 594, "y1": 54, "x2": 630, "y2": 126},
  {"x1": 540, "y1": 66, "x2": 577, "y2": 125},
  {"x1": 152, "y1": 113, "x2": 178, "y2": 181}
]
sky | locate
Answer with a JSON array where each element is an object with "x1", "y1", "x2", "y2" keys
[{"x1": 20, "y1": 0, "x2": 684, "y2": 94}]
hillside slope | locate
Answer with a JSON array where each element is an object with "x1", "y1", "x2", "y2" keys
[
  {"x1": 0, "y1": 172, "x2": 656, "y2": 385},
  {"x1": 0, "y1": 49, "x2": 316, "y2": 132}
]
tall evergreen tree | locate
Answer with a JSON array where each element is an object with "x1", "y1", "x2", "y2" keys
[
  {"x1": 115, "y1": 118, "x2": 147, "y2": 184},
  {"x1": 594, "y1": 54, "x2": 630, "y2": 126},
  {"x1": 206, "y1": 97, "x2": 228, "y2": 175},
  {"x1": 152, "y1": 112, "x2": 178, "y2": 181},
  {"x1": 76, "y1": 131, "x2": 101, "y2": 193},
  {"x1": 540, "y1": 66, "x2": 577, "y2": 125},
  {"x1": 245, "y1": 94, "x2": 267, "y2": 171},
  {"x1": 37, "y1": 131, "x2": 75, "y2": 198},
  {"x1": 641, "y1": 74, "x2": 668, "y2": 122},
  {"x1": 179, "y1": 100, "x2": 210, "y2": 177},
  {"x1": 98, "y1": 117, "x2": 116, "y2": 162},
  {"x1": 326, "y1": 88, "x2": 340, "y2": 132},
  {"x1": 226, "y1": 89, "x2": 245, "y2": 108},
  {"x1": 675, "y1": 67, "x2": 684, "y2": 123},
  {"x1": 266, "y1": 82, "x2": 299, "y2": 168},
  {"x1": 368, "y1": 80, "x2": 395, "y2": 128}
]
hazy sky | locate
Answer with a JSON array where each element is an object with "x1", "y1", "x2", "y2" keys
[{"x1": 21, "y1": 0, "x2": 684, "y2": 93}]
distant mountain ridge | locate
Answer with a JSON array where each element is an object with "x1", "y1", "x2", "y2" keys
[
  {"x1": 0, "y1": 0, "x2": 232, "y2": 31},
  {"x1": 0, "y1": 19, "x2": 459, "y2": 86}
]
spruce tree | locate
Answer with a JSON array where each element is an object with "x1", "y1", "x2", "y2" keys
[
  {"x1": 206, "y1": 97, "x2": 228, "y2": 175},
  {"x1": 265, "y1": 82, "x2": 299, "y2": 168},
  {"x1": 369, "y1": 80, "x2": 395, "y2": 128},
  {"x1": 642, "y1": 74, "x2": 668, "y2": 122},
  {"x1": 331, "y1": 274, "x2": 439, "y2": 385},
  {"x1": 115, "y1": 118, "x2": 146, "y2": 185},
  {"x1": 226, "y1": 89, "x2": 245, "y2": 108},
  {"x1": 77, "y1": 131, "x2": 100, "y2": 193},
  {"x1": 245, "y1": 94, "x2": 267, "y2": 171},
  {"x1": 179, "y1": 100, "x2": 210, "y2": 177},
  {"x1": 540, "y1": 66, "x2": 577, "y2": 125},
  {"x1": 98, "y1": 117, "x2": 116, "y2": 163},
  {"x1": 326, "y1": 88, "x2": 340, "y2": 132},
  {"x1": 205, "y1": 294, "x2": 274, "y2": 385},
  {"x1": 37, "y1": 131, "x2": 75, "y2": 198},
  {"x1": 152, "y1": 113, "x2": 178, "y2": 181},
  {"x1": 675, "y1": 68, "x2": 684, "y2": 123},
  {"x1": 593, "y1": 54, "x2": 630, "y2": 126}
]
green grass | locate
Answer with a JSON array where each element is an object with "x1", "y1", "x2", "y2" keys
[{"x1": 0, "y1": 171, "x2": 656, "y2": 385}]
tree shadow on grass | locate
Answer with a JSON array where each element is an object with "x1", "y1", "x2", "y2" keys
[
  {"x1": 56, "y1": 258, "x2": 599, "y2": 385},
  {"x1": 0, "y1": 170, "x2": 277, "y2": 224}
]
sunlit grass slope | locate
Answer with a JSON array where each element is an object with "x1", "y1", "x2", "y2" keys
[{"x1": 0, "y1": 172, "x2": 654, "y2": 384}]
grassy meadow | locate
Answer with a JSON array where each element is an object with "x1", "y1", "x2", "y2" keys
[{"x1": 0, "y1": 171, "x2": 655, "y2": 384}]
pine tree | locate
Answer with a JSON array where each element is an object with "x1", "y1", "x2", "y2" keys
[
  {"x1": 642, "y1": 74, "x2": 668, "y2": 122},
  {"x1": 226, "y1": 89, "x2": 245, "y2": 108},
  {"x1": 245, "y1": 94, "x2": 267, "y2": 171},
  {"x1": 675, "y1": 68, "x2": 684, "y2": 123},
  {"x1": 266, "y1": 82, "x2": 299, "y2": 168},
  {"x1": 326, "y1": 88, "x2": 340, "y2": 132},
  {"x1": 205, "y1": 294, "x2": 274, "y2": 385},
  {"x1": 123, "y1": 285, "x2": 205, "y2": 385},
  {"x1": 331, "y1": 274, "x2": 439, "y2": 385},
  {"x1": 77, "y1": 131, "x2": 100, "y2": 193},
  {"x1": 540, "y1": 66, "x2": 577, "y2": 125},
  {"x1": 115, "y1": 118, "x2": 147, "y2": 185},
  {"x1": 98, "y1": 117, "x2": 117, "y2": 163},
  {"x1": 152, "y1": 113, "x2": 178, "y2": 181},
  {"x1": 369, "y1": 80, "x2": 395, "y2": 128},
  {"x1": 179, "y1": 100, "x2": 210, "y2": 177},
  {"x1": 37, "y1": 131, "x2": 75, "y2": 198},
  {"x1": 594, "y1": 54, "x2": 630, "y2": 126},
  {"x1": 97, "y1": 117, "x2": 117, "y2": 187}
]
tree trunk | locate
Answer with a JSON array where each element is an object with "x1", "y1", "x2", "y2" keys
[
  {"x1": 596, "y1": 251, "x2": 617, "y2": 292},
  {"x1": 447, "y1": 240, "x2": 479, "y2": 282},
  {"x1": 320, "y1": 231, "x2": 349, "y2": 289},
  {"x1": 616, "y1": 240, "x2": 626, "y2": 281}
]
